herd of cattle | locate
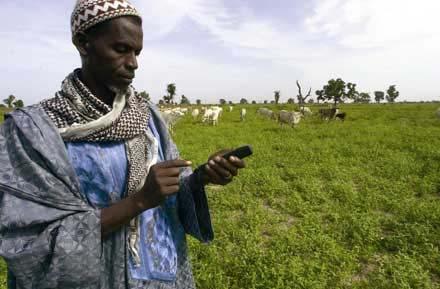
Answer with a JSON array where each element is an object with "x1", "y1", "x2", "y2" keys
[
  {"x1": 257, "y1": 107, "x2": 346, "y2": 127},
  {"x1": 159, "y1": 105, "x2": 349, "y2": 132}
]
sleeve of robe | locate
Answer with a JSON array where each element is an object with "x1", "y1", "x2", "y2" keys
[
  {"x1": 148, "y1": 106, "x2": 214, "y2": 244},
  {"x1": 177, "y1": 167, "x2": 214, "y2": 243},
  {"x1": 0, "y1": 106, "x2": 102, "y2": 289}
]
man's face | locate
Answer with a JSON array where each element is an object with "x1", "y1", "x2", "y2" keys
[{"x1": 87, "y1": 17, "x2": 143, "y2": 91}]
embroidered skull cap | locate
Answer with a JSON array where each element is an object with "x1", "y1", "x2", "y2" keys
[{"x1": 71, "y1": 0, "x2": 141, "y2": 36}]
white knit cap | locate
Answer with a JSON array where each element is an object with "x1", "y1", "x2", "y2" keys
[{"x1": 71, "y1": 0, "x2": 141, "y2": 36}]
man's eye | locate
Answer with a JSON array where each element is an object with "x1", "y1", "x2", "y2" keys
[{"x1": 115, "y1": 45, "x2": 128, "y2": 53}]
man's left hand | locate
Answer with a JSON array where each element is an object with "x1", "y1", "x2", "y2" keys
[{"x1": 203, "y1": 150, "x2": 246, "y2": 185}]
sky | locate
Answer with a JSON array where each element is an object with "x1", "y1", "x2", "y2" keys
[{"x1": 1, "y1": 0, "x2": 440, "y2": 105}]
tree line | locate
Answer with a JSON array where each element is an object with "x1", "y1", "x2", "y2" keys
[
  {"x1": 0, "y1": 95, "x2": 25, "y2": 109},
  {"x1": 314, "y1": 79, "x2": 399, "y2": 106},
  {"x1": 273, "y1": 79, "x2": 399, "y2": 107},
  {"x1": 140, "y1": 80, "x2": 400, "y2": 106}
]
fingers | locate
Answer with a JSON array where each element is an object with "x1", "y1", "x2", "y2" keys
[
  {"x1": 208, "y1": 160, "x2": 232, "y2": 179},
  {"x1": 228, "y1": 156, "x2": 246, "y2": 169},
  {"x1": 161, "y1": 185, "x2": 180, "y2": 195},
  {"x1": 208, "y1": 157, "x2": 236, "y2": 178},
  {"x1": 151, "y1": 160, "x2": 192, "y2": 177},
  {"x1": 204, "y1": 164, "x2": 228, "y2": 185},
  {"x1": 157, "y1": 159, "x2": 192, "y2": 168},
  {"x1": 157, "y1": 167, "x2": 181, "y2": 177}
]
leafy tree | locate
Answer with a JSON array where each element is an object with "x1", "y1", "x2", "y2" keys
[
  {"x1": 3, "y1": 95, "x2": 16, "y2": 108},
  {"x1": 240, "y1": 98, "x2": 248, "y2": 104},
  {"x1": 219, "y1": 99, "x2": 227, "y2": 105},
  {"x1": 228, "y1": 101, "x2": 233, "y2": 105},
  {"x1": 180, "y1": 95, "x2": 190, "y2": 105},
  {"x1": 315, "y1": 90, "x2": 325, "y2": 104},
  {"x1": 139, "y1": 91, "x2": 150, "y2": 102},
  {"x1": 355, "y1": 92, "x2": 371, "y2": 103},
  {"x1": 196, "y1": 99, "x2": 201, "y2": 105},
  {"x1": 308, "y1": 98, "x2": 314, "y2": 104},
  {"x1": 158, "y1": 99, "x2": 164, "y2": 105},
  {"x1": 322, "y1": 78, "x2": 347, "y2": 107},
  {"x1": 251, "y1": 100, "x2": 257, "y2": 104},
  {"x1": 287, "y1": 98, "x2": 295, "y2": 104},
  {"x1": 374, "y1": 91, "x2": 385, "y2": 103},
  {"x1": 386, "y1": 85, "x2": 399, "y2": 103},
  {"x1": 163, "y1": 83, "x2": 176, "y2": 104},
  {"x1": 13, "y1": 99, "x2": 24, "y2": 108},
  {"x1": 274, "y1": 91, "x2": 280, "y2": 104},
  {"x1": 263, "y1": 100, "x2": 268, "y2": 104},
  {"x1": 345, "y1": 82, "x2": 359, "y2": 101}
]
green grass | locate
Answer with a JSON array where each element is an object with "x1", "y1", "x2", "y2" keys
[{"x1": 1, "y1": 104, "x2": 440, "y2": 288}]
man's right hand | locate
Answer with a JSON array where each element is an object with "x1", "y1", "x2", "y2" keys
[{"x1": 134, "y1": 159, "x2": 192, "y2": 210}]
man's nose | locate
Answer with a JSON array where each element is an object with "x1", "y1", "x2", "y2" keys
[{"x1": 126, "y1": 52, "x2": 138, "y2": 71}]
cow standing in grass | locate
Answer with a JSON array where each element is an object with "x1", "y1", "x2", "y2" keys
[
  {"x1": 335, "y1": 111, "x2": 346, "y2": 121},
  {"x1": 191, "y1": 108, "x2": 200, "y2": 121},
  {"x1": 319, "y1": 108, "x2": 337, "y2": 120},
  {"x1": 278, "y1": 110, "x2": 302, "y2": 127},
  {"x1": 240, "y1": 108, "x2": 247, "y2": 122},
  {"x1": 300, "y1": 106, "x2": 312, "y2": 116},
  {"x1": 258, "y1": 107, "x2": 276, "y2": 120}
]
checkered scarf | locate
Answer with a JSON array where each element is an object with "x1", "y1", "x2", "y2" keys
[
  {"x1": 41, "y1": 69, "x2": 155, "y2": 266},
  {"x1": 41, "y1": 69, "x2": 150, "y2": 142}
]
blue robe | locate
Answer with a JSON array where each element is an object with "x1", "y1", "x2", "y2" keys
[{"x1": 0, "y1": 105, "x2": 213, "y2": 289}]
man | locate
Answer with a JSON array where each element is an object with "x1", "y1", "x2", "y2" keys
[{"x1": 0, "y1": 1, "x2": 246, "y2": 288}]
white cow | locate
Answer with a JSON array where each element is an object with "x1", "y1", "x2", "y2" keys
[
  {"x1": 229, "y1": 106, "x2": 233, "y2": 112},
  {"x1": 202, "y1": 109, "x2": 213, "y2": 123},
  {"x1": 257, "y1": 107, "x2": 275, "y2": 119},
  {"x1": 161, "y1": 110, "x2": 183, "y2": 133},
  {"x1": 257, "y1": 107, "x2": 269, "y2": 116},
  {"x1": 211, "y1": 109, "x2": 221, "y2": 125},
  {"x1": 191, "y1": 109, "x2": 200, "y2": 120},
  {"x1": 240, "y1": 108, "x2": 247, "y2": 122},
  {"x1": 211, "y1": 106, "x2": 223, "y2": 116},
  {"x1": 278, "y1": 110, "x2": 302, "y2": 127},
  {"x1": 300, "y1": 106, "x2": 312, "y2": 116}
]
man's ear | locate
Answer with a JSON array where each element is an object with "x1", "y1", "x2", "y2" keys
[{"x1": 72, "y1": 32, "x2": 91, "y2": 56}]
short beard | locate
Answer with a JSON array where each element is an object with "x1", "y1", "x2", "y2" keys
[{"x1": 107, "y1": 84, "x2": 130, "y2": 96}]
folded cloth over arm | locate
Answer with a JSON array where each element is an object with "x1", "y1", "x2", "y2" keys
[
  {"x1": 0, "y1": 106, "x2": 101, "y2": 289},
  {"x1": 148, "y1": 108, "x2": 214, "y2": 244}
]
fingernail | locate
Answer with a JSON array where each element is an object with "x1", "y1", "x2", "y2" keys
[
  {"x1": 214, "y1": 156, "x2": 221, "y2": 162},
  {"x1": 209, "y1": 160, "x2": 215, "y2": 166},
  {"x1": 205, "y1": 164, "x2": 210, "y2": 170},
  {"x1": 186, "y1": 161, "x2": 192, "y2": 165}
]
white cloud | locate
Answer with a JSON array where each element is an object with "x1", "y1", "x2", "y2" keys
[
  {"x1": 132, "y1": 0, "x2": 200, "y2": 40},
  {"x1": 305, "y1": 0, "x2": 440, "y2": 49}
]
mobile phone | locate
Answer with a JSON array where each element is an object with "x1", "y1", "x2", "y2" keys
[
  {"x1": 220, "y1": 145, "x2": 253, "y2": 160},
  {"x1": 201, "y1": 145, "x2": 253, "y2": 169}
]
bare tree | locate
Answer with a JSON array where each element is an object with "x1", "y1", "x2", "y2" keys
[{"x1": 296, "y1": 81, "x2": 311, "y2": 110}]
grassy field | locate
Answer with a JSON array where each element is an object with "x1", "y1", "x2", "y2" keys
[{"x1": 1, "y1": 104, "x2": 440, "y2": 288}]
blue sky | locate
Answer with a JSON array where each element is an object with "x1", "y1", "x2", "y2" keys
[{"x1": 1, "y1": 0, "x2": 440, "y2": 105}]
